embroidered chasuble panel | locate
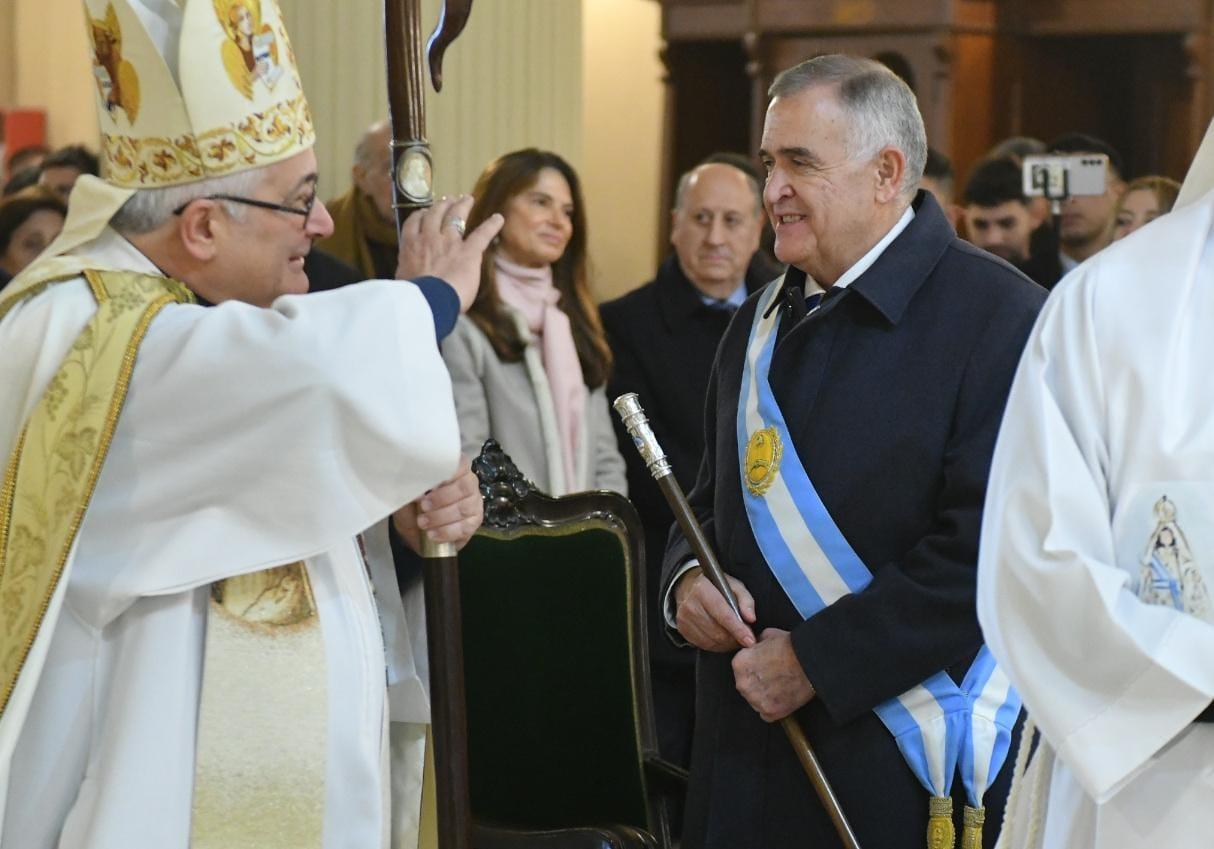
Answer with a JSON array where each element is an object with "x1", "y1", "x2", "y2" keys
[{"x1": 0, "y1": 269, "x2": 192, "y2": 718}]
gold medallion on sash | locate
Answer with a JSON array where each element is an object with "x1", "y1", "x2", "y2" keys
[{"x1": 744, "y1": 426, "x2": 782, "y2": 496}]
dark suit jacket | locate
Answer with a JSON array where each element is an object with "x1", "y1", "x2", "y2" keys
[
  {"x1": 1019, "y1": 223, "x2": 1064, "y2": 289},
  {"x1": 661, "y1": 192, "x2": 1046, "y2": 849},
  {"x1": 600, "y1": 255, "x2": 772, "y2": 768},
  {"x1": 304, "y1": 248, "x2": 363, "y2": 293}
]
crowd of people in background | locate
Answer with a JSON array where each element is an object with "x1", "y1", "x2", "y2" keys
[
  {"x1": 0, "y1": 143, "x2": 99, "y2": 289},
  {"x1": 4, "y1": 127, "x2": 1177, "y2": 300},
  {"x1": 929, "y1": 133, "x2": 1180, "y2": 292},
  {"x1": 0, "y1": 119, "x2": 1186, "y2": 841}
]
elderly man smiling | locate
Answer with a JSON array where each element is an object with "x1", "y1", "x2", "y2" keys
[{"x1": 660, "y1": 54, "x2": 1045, "y2": 849}]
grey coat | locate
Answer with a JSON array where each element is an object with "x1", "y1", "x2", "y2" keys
[{"x1": 441, "y1": 314, "x2": 627, "y2": 497}]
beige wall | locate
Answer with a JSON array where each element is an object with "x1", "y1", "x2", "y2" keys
[
  {"x1": 0, "y1": 2, "x2": 14, "y2": 106},
  {"x1": 0, "y1": 0, "x2": 665, "y2": 300},
  {"x1": 422, "y1": 0, "x2": 584, "y2": 197},
  {"x1": 9, "y1": 0, "x2": 96, "y2": 148},
  {"x1": 279, "y1": 0, "x2": 664, "y2": 301},
  {"x1": 280, "y1": 0, "x2": 583, "y2": 206},
  {"x1": 581, "y1": 0, "x2": 664, "y2": 300}
]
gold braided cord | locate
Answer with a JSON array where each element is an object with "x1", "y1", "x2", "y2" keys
[
  {"x1": 927, "y1": 794, "x2": 956, "y2": 849},
  {"x1": 999, "y1": 713, "x2": 1055, "y2": 849},
  {"x1": 0, "y1": 431, "x2": 27, "y2": 585},
  {"x1": 1023, "y1": 726, "x2": 1054, "y2": 849},
  {"x1": 960, "y1": 805, "x2": 984, "y2": 849}
]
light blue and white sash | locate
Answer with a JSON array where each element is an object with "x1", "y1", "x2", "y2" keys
[
  {"x1": 1147, "y1": 554, "x2": 1184, "y2": 609},
  {"x1": 737, "y1": 281, "x2": 1020, "y2": 842}
]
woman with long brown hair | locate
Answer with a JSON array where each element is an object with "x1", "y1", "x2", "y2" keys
[{"x1": 442, "y1": 148, "x2": 626, "y2": 495}]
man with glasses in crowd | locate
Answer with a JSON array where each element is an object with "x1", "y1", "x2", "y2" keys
[{"x1": 0, "y1": 0, "x2": 500, "y2": 846}]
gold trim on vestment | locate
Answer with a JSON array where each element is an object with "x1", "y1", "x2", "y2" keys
[
  {"x1": 0, "y1": 431, "x2": 27, "y2": 584},
  {"x1": 0, "y1": 269, "x2": 190, "y2": 717}
]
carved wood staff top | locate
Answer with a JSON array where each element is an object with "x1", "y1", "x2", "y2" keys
[
  {"x1": 385, "y1": 0, "x2": 474, "y2": 220},
  {"x1": 427, "y1": 0, "x2": 473, "y2": 92}
]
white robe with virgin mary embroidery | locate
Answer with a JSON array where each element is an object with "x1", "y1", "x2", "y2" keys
[{"x1": 977, "y1": 189, "x2": 1214, "y2": 848}]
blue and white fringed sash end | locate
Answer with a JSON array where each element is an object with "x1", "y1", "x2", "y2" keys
[{"x1": 737, "y1": 281, "x2": 1021, "y2": 849}]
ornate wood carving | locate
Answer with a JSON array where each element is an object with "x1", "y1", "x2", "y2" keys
[
  {"x1": 471, "y1": 439, "x2": 537, "y2": 531},
  {"x1": 470, "y1": 439, "x2": 645, "y2": 545}
]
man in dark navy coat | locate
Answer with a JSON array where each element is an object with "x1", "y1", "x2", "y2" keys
[
  {"x1": 601, "y1": 160, "x2": 771, "y2": 776},
  {"x1": 661, "y1": 55, "x2": 1046, "y2": 849}
]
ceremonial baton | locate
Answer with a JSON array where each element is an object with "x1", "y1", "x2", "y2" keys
[
  {"x1": 384, "y1": 2, "x2": 476, "y2": 847},
  {"x1": 419, "y1": 537, "x2": 470, "y2": 849},
  {"x1": 613, "y1": 393, "x2": 862, "y2": 849}
]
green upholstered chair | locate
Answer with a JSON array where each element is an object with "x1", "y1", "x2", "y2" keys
[{"x1": 462, "y1": 440, "x2": 686, "y2": 849}]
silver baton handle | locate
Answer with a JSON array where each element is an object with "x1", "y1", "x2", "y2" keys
[{"x1": 611, "y1": 392, "x2": 862, "y2": 849}]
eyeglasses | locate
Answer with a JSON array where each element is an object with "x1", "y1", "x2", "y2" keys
[{"x1": 173, "y1": 191, "x2": 317, "y2": 225}]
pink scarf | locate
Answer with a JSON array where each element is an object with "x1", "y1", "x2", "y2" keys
[{"x1": 494, "y1": 254, "x2": 587, "y2": 490}]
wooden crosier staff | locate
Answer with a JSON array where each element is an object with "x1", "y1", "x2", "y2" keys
[
  {"x1": 613, "y1": 393, "x2": 863, "y2": 849},
  {"x1": 384, "y1": 2, "x2": 475, "y2": 848}
]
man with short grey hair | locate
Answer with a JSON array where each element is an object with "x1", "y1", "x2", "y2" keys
[{"x1": 661, "y1": 54, "x2": 1045, "y2": 848}]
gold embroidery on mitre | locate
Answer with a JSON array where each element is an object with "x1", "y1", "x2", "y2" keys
[
  {"x1": 214, "y1": 0, "x2": 284, "y2": 100},
  {"x1": 78, "y1": 0, "x2": 315, "y2": 190},
  {"x1": 100, "y1": 92, "x2": 313, "y2": 188},
  {"x1": 744, "y1": 426, "x2": 782, "y2": 496},
  {"x1": 88, "y1": 2, "x2": 141, "y2": 124},
  {"x1": 926, "y1": 795, "x2": 956, "y2": 849}
]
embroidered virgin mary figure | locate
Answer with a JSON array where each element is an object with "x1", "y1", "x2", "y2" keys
[{"x1": 1137, "y1": 495, "x2": 1209, "y2": 617}]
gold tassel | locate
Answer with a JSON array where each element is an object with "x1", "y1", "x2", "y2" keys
[
  {"x1": 960, "y1": 805, "x2": 985, "y2": 849},
  {"x1": 927, "y1": 795, "x2": 956, "y2": 849}
]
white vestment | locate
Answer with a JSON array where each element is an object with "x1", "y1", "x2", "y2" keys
[
  {"x1": 977, "y1": 189, "x2": 1214, "y2": 848},
  {"x1": 0, "y1": 230, "x2": 460, "y2": 848}
]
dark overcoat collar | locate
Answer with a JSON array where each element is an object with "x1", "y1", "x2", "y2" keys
[{"x1": 777, "y1": 190, "x2": 953, "y2": 327}]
